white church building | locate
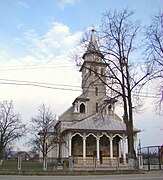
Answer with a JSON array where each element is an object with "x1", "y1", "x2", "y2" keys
[{"x1": 45, "y1": 30, "x2": 140, "y2": 168}]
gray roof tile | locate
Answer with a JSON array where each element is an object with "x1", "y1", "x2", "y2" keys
[{"x1": 66, "y1": 113, "x2": 140, "y2": 132}]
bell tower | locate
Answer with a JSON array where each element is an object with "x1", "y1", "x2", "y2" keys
[
  {"x1": 79, "y1": 29, "x2": 107, "y2": 114},
  {"x1": 60, "y1": 29, "x2": 117, "y2": 124}
]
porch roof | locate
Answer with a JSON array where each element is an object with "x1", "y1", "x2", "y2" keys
[{"x1": 64, "y1": 113, "x2": 140, "y2": 133}]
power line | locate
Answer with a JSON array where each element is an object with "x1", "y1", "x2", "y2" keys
[
  {"x1": 0, "y1": 78, "x2": 157, "y2": 95},
  {"x1": 0, "y1": 80, "x2": 158, "y2": 99},
  {"x1": 0, "y1": 82, "x2": 81, "y2": 92},
  {"x1": 0, "y1": 65, "x2": 76, "y2": 71},
  {"x1": 0, "y1": 62, "x2": 73, "y2": 68},
  {"x1": 132, "y1": 93, "x2": 158, "y2": 99},
  {"x1": 0, "y1": 78, "x2": 81, "y2": 88}
]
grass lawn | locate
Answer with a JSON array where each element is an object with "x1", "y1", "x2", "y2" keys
[{"x1": 0, "y1": 160, "x2": 43, "y2": 171}]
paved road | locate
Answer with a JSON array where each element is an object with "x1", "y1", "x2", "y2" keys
[{"x1": 0, "y1": 173, "x2": 163, "y2": 180}]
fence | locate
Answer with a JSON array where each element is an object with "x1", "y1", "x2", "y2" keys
[
  {"x1": 138, "y1": 145, "x2": 163, "y2": 170},
  {"x1": 0, "y1": 158, "x2": 68, "y2": 172},
  {"x1": 0, "y1": 153, "x2": 150, "y2": 172},
  {"x1": 0, "y1": 156, "x2": 132, "y2": 171},
  {"x1": 0, "y1": 159, "x2": 42, "y2": 171}
]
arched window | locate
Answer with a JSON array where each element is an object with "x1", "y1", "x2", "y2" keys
[
  {"x1": 108, "y1": 104, "x2": 112, "y2": 110},
  {"x1": 94, "y1": 68, "x2": 97, "y2": 76},
  {"x1": 95, "y1": 87, "x2": 98, "y2": 96},
  {"x1": 96, "y1": 103, "x2": 98, "y2": 113},
  {"x1": 101, "y1": 68, "x2": 104, "y2": 76},
  {"x1": 108, "y1": 104, "x2": 112, "y2": 113},
  {"x1": 80, "y1": 103, "x2": 85, "y2": 113},
  {"x1": 89, "y1": 69, "x2": 92, "y2": 76}
]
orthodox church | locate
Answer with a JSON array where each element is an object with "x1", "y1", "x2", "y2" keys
[{"x1": 47, "y1": 30, "x2": 140, "y2": 168}]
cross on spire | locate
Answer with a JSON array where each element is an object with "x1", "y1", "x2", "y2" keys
[
  {"x1": 87, "y1": 26, "x2": 99, "y2": 52},
  {"x1": 91, "y1": 25, "x2": 96, "y2": 33}
]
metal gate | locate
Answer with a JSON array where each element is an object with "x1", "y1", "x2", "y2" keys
[{"x1": 138, "y1": 145, "x2": 163, "y2": 170}]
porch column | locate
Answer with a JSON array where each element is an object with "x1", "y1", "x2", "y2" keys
[
  {"x1": 68, "y1": 133, "x2": 72, "y2": 157},
  {"x1": 83, "y1": 136, "x2": 86, "y2": 164},
  {"x1": 122, "y1": 136, "x2": 126, "y2": 164},
  {"x1": 65, "y1": 140, "x2": 69, "y2": 157},
  {"x1": 118, "y1": 140, "x2": 122, "y2": 158},
  {"x1": 96, "y1": 136, "x2": 100, "y2": 164},
  {"x1": 134, "y1": 134, "x2": 138, "y2": 156},
  {"x1": 110, "y1": 135, "x2": 113, "y2": 164}
]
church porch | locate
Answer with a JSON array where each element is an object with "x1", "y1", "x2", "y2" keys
[{"x1": 64, "y1": 131, "x2": 136, "y2": 168}]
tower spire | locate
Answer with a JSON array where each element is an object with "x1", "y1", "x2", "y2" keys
[
  {"x1": 87, "y1": 28, "x2": 99, "y2": 52},
  {"x1": 82, "y1": 28, "x2": 103, "y2": 59}
]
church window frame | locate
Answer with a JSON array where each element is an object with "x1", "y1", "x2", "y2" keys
[
  {"x1": 94, "y1": 68, "x2": 97, "y2": 76},
  {"x1": 79, "y1": 102, "x2": 86, "y2": 113},
  {"x1": 96, "y1": 103, "x2": 98, "y2": 113},
  {"x1": 108, "y1": 104, "x2": 112, "y2": 114},
  {"x1": 108, "y1": 104, "x2": 112, "y2": 110},
  {"x1": 101, "y1": 68, "x2": 104, "y2": 76},
  {"x1": 89, "y1": 68, "x2": 92, "y2": 76},
  {"x1": 95, "y1": 87, "x2": 98, "y2": 96}
]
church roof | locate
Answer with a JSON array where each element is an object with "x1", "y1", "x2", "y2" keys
[
  {"x1": 87, "y1": 29, "x2": 99, "y2": 52},
  {"x1": 82, "y1": 29, "x2": 104, "y2": 59},
  {"x1": 64, "y1": 113, "x2": 140, "y2": 133},
  {"x1": 72, "y1": 93, "x2": 90, "y2": 104},
  {"x1": 104, "y1": 96, "x2": 117, "y2": 103}
]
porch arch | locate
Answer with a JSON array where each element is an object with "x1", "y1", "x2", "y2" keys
[
  {"x1": 72, "y1": 132, "x2": 83, "y2": 138},
  {"x1": 86, "y1": 133, "x2": 97, "y2": 139},
  {"x1": 113, "y1": 135, "x2": 121, "y2": 158},
  {"x1": 99, "y1": 135, "x2": 110, "y2": 164},
  {"x1": 99, "y1": 133, "x2": 110, "y2": 139},
  {"x1": 86, "y1": 134, "x2": 96, "y2": 158},
  {"x1": 71, "y1": 134, "x2": 83, "y2": 157},
  {"x1": 112, "y1": 133, "x2": 123, "y2": 139}
]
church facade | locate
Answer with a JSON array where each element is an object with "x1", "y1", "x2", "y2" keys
[{"x1": 46, "y1": 31, "x2": 140, "y2": 168}]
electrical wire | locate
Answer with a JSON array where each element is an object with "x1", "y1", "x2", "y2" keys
[
  {"x1": 0, "y1": 65, "x2": 76, "y2": 71},
  {"x1": 0, "y1": 82, "x2": 81, "y2": 92},
  {"x1": 0, "y1": 79, "x2": 158, "y2": 99},
  {"x1": 0, "y1": 78, "x2": 81, "y2": 88}
]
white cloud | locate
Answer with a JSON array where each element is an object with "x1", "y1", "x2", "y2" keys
[
  {"x1": 0, "y1": 50, "x2": 12, "y2": 63},
  {"x1": 0, "y1": 20, "x2": 107, "y2": 150},
  {"x1": 16, "y1": 0, "x2": 31, "y2": 9},
  {"x1": 17, "y1": 23, "x2": 25, "y2": 30},
  {"x1": 57, "y1": 0, "x2": 80, "y2": 10},
  {"x1": 0, "y1": 22, "x2": 82, "y2": 130},
  {"x1": 15, "y1": 22, "x2": 82, "y2": 64}
]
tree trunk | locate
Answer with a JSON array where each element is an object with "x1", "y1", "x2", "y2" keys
[
  {"x1": 128, "y1": 90, "x2": 136, "y2": 159},
  {"x1": 127, "y1": 129, "x2": 136, "y2": 159},
  {"x1": 0, "y1": 147, "x2": 4, "y2": 166},
  {"x1": 0, "y1": 146, "x2": 4, "y2": 160},
  {"x1": 43, "y1": 155, "x2": 47, "y2": 170},
  {"x1": 58, "y1": 141, "x2": 61, "y2": 164},
  {"x1": 123, "y1": 96, "x2": 136, "y2": 160}
]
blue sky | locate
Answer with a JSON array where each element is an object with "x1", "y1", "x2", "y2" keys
[
  {"x1": 0, "y1": 0, "x2": 162, "y2": 150},
  {"x1": 0, "y1": 0, "x2": 162, "y2": 59}
]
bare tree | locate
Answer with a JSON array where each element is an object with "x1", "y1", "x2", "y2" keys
[
  {"x1": 0, "y1": 101, "x2": 26, "y2": 162},
  {"x1": 29, "y1": 104, "x2": 57, "y2": 170},
  {"x1": 79, "y1": 9, "x2": 150, "y2": 160},
  {"x1": 145, "y1": 11, "x2": 163, "y2": 114}
]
